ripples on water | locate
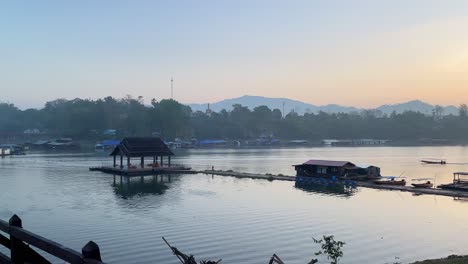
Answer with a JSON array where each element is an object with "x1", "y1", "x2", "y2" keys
[{"x1": 1, "y1": 147, "x2": 468, "y2": 263}]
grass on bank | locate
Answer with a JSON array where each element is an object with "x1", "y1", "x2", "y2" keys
[{"x1": 411, "y1": 255, "x2": 468, "y2": 264}]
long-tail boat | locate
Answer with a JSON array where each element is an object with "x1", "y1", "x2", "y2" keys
[
  {"x1": 421, "y1": 159, "x2": 446, "y2": 164},
  {"x1": 412, "y1": 181, "x2": 433, "y2": 188},
  {"x1": 374, "y1": 179, "x2": 406, "y2": 186}
]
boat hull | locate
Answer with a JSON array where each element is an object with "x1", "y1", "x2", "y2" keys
[
  {"x1": 421, "y1": 160, "x2": 446, "y2": 164},
  {"x1": 411, "y1": 183, "x2": 433, "y2": 188},
  {"x1": 374, "y1": 180, "x2": 406, "y2": 186}
]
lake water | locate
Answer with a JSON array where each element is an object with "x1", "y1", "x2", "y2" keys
[{"x1": 1, "y1": 146, "x2": 468, "y2": 263}]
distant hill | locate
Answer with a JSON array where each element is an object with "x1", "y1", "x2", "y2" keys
[
  {"x1": 189, "y1": 95, "x2": 359, "y2": 115},
  {"x1": 188, "y1": 95, "x2": 459, "y2": 115},
  {"x1": 376, "y1": 100, "x2": 458, "y2": 115}
]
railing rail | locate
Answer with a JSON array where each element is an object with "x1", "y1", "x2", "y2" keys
[{"x1": 0, "y1": 214, "x2": 104, "y2": 264}]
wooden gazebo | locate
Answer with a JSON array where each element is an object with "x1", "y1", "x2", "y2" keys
[{"x1": 110, "y1": 137, "x2": 174, "y2": 169}]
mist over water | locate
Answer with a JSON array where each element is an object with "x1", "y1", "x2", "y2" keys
[{"x1": 1, "y1": 146, "x2": 468, "y2": 263}]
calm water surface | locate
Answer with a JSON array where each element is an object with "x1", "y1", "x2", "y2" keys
[{"x1": 1, "y1": 146, "x2": 468, "y2": 263}]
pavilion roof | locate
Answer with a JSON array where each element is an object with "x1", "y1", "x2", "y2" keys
[{"x1": 110, "y1": 137, "x2": 174, "y2": 157}]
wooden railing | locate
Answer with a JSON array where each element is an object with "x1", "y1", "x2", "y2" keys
[{"x1": 0, "y1": 214, "x2": 104, "y2": 264}]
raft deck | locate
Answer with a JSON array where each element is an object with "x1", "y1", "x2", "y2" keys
[
  {"x1": 197, "y1": 170, "x2": 468, "y2": 198},
  {"x1": 90, "y1": 165, "x2": 195, "y2": 176},
  {"x1": 90, "y1": 166, "x2": 468, "y2": 198}
]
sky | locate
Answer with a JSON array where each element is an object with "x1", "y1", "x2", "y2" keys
[{"x1": 1, "y1": 0, "x2": 468, "y2": 109}]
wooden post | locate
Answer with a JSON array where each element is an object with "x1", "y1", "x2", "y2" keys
[
  {"x1": 9, "y1": 214, "x2": 25, "y2": 264},
  {"x1": 113, "y1": 155, "x2": 116, "y2": 167},
  {"x1": 161, "y1": 156, "x2": 164, "y2": 167},
  {"x1": 127, "y1": 157, "x2": 130, "y2": 168},
  {"x1": 82, "y1": 241, "x2": 102, "y2": 261},
  {"x1": 168, "y1": 156, "x2": 171, "y2": 167},
  {"x1": 153, "y1": 156, "x2": 156, "y2": 164},
  {"x1": 120, "y1": 155, "x2": 123, "y2": 168},
  {"x1": 141, "y1": 157, "x2": 144, "y2": 168}
]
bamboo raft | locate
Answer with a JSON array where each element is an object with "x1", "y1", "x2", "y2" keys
[
  {"x1": 196, "y1": 170, "x2": 468, "y2": 198},
  {"x1": 90, "y1": 165, "x2": 196, "y2": 176}
]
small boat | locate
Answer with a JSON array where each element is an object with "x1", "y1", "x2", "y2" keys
[
  {"x1": 421, "y1": 159, "x2": 446, "y2": 164},
  {"x1": 411, "y1": 181, "x2": 433, "y2": 188},
  {"x1": 374, "y1": 179, "x2": 406, "y2": 186},
  {"x1": 94, "y1": 143, "x2": 105, "y2": 151}
]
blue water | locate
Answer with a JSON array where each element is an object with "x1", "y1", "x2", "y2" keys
[{"x1": 1, "y1": 146, "x2": 468, "y2": 263}]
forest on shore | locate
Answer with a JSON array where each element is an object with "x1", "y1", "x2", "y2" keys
[{"x1": 1, "y1": 96, "x2": 468, "y2": 142}]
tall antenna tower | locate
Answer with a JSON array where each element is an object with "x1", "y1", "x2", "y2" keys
[
  {"x1": 171, "y1": 77, "x2": 174, "y2": 99},
  {"x1": 282, "y1": 101, "x2": 285, "y2": 118}
]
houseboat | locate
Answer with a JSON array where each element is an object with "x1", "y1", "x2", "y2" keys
[
  {"x1": 198, "y1": 139, "x2": 228, "y2": 148},
  {"x1": 24, "y1": 140, "x2": 50, "y2": 150},
  {"x1": 246, "y1": 135, "x2": 280, "y2": 146},
  {"x1": 95, "y1": 140, "x2": 120, "y2": 151},
  {"x1": 293, "y1": 159, "x2": 381, "y2": 181},
  {"x1": 47, "y1": 138, "x2": 80, "y2": 150},
  {"x1": 0, "y1": 144, "x2": 26, "y2": 155},
  {"x1": 0, "y1": 147, "x2": 11, "y2": 156},
  {"x1": 288, "y1": 140, "x2": 309, "y2": 146},
  {"x1": 322, "y1": 139, "x2": 389, "y2": 146}
]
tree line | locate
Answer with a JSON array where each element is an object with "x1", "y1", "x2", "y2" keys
[{"x1": 1, "y1": 96, "x2": 468, "y2": 142}]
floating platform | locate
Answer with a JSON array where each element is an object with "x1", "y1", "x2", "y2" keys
[
  {"x1": 198, "y1": 170, "x2": 295, "y2": 181},
  {"x1": 90, "y1": 166, "x2": 468, "y2": 198},
  {"x1": 90, "y1": 165, "x2": 195, "y2": 176},
  {"x1": 198, "y1": 170, "x2": 468, "y2": 198},
  {"x1": 437, "y1": 183, "x2": 468, "y2": 192}
]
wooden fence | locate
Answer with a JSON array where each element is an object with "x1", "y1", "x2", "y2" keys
[{"x1": 0, "y1": 214, "x2": 104, "y2": 264}]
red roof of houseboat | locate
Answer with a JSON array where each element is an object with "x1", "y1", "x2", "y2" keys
[{"x1": 294, "y1": 160, "x2": 356, "y2": 167}]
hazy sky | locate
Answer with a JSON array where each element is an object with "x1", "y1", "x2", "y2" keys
[{"x1": 2, "y1": 0, "x2": 468, "y2": 109}]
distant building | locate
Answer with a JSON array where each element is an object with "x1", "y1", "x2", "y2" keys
[
  {"x1": 322, "y1": 139, "x2": 389, "y2": 146},
  {"x1": 23, "y1": 128, "x2": 41, "y2": 134}
]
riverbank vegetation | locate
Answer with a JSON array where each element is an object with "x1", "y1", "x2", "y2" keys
[
  {"x1": 411, "y1": 255, "x2": 468, "y2": 264},
  {"x1": 1, "y1": 96, "x2": 468, "y2": 142}
]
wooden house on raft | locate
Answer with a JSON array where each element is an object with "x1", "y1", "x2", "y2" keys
[
  {"x1": 293, "y1": 159, "x2": 381, "y2": 181},
  {"x1": 91, "y1": 137, "x2": 192, "y2": 176}
]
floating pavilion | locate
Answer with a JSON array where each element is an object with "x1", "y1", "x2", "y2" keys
[{"x1": 90, "y1": 137, "x2": 192, "y2": 176}]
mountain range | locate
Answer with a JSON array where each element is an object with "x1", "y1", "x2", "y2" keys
[{"x1": 188, "y1": 95, "x2": 459, "y2": 115}]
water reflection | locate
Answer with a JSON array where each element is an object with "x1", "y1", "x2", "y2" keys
[
  {"x1": 4, "y1": 147, "x2": 468, "y2": 264},
  {"x1": 295, "y1": 181, "x2": 356, "y2": 197},
  {"x1": 112, "y1": 175, "x2": 172, "y2": 198},
  {"x1": 453, "y1": 196, "x2": 468, "y2": 202}
]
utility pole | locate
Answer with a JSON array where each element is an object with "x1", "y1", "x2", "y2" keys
[
  {"x1": 171, "y1": 77, "x2": 174, "y2": 99},
  {"x1": 282, "y1": 101, "x2": 285, "y2": 118}
]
